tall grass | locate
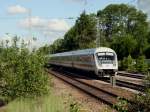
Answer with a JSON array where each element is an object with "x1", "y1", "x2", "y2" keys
[{"x1": 6, "y1": 94, "x2": 67, "y2": 112}]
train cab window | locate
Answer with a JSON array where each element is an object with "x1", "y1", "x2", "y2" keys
[{"x1": 97, "y1": 52, "x2": 115, "y2": 64}]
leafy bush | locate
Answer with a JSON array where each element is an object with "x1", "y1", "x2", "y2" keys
[
  {"x1": 0, "y1": 37, "x2": 50, "y2": 100},
  {"x1": 121, "y1": 55, "x2": 136, "y2": 72},
  {"x1": 120, "y1": 57, "x2": 127, "y2": 70},
  {"x1": 126, "y1": 55, "x2": 136, "y2": 72},
  {"x1": 135, "y1": 55, "x2": 148, "y2": 74},
  {"x1": 114, "y1": 98, "x2": 128, "y2": 112},
  {"x1": 128, "y1": 72, "x2": 150, "y2": 112},
  {"x1": 128, "y1": 91, "x2": 150, "y2": 112},
  {"x1": 121, "y1": 55, "x2": 149, "y2": 73},
  {"x1": 128, "y1": 94, "x2": 145, "y2": 112}
]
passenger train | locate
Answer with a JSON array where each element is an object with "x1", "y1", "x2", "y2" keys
[{"x1": 48, "y1": 47, "x2": 118, "y2": 77}]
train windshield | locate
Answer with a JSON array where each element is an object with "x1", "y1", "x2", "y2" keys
[{"x1": 97, "y1": 52, "x2": 115, "y2": 64}]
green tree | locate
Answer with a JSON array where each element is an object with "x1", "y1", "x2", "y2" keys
[
  {"x1": 52, "y1": 38, "x2": 65, "y2": 53},
  {"x1": 0, "y1": 37, "x2": 50, "y2": 100},
  {"x1": 111, "y1": 34, "x2": 137, "y2": 59},
  {"x1": 45, "y1": 38, "x2": 66, "y2": 54},
  {"x1": 55, "y1": 11, "x2": 97, "y2": 52},
  {"x1": 74, "y1": 11, "x2": 97, "y2": 49},
  {"x1": 38, "y1": 44, "x2": 50, "y2": 54},
  {"x1": 97, "y1": 4, "x2": 149, "y2": 58},
  {"x1": 63, "y1": 27, "x2": 79, "y2": 51},
  {"x1": 45, "y1": 4, "x2": 150, "y2": 60}
]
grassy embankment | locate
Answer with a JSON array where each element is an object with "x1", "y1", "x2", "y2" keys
[{"x1": 0, "y1": 93, "x2": 67, "y2": 112}]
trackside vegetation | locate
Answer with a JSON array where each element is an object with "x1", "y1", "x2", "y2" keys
[
  {"x1": 120, "y1": 55, "x2": 148, "y2": 74},
  {"x1": 39, "y1": 4, "x2": 150, "y2": 74},
  {"x1": 38, "y1": 3, "x2": 150, "y2": 112},
  {"x1": 0, "y1": 37, "x2": 50, "y2": 101},
  {"x1": 5, "y1": 95, "x2": 66, "y2": 112},
  {"x1": 0, "y1": 37, "x2": 84, "y2": 112},
  {"x1": 114, "y1": 72, "x2": 150, "y2": 112},
  {"x1": 0, "y1": 3, "x2": 150, "y2": 112}
]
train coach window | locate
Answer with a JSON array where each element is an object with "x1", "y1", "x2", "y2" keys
[
  {"x1": 97, "y1": 53, "x2": 105, "y2": 56},
  {"x1": 106, "y1": 52, "x2": 114, "y2": 56},
  {"x1": 97, "y1": 52, "x2": 115, "y2": 64}
]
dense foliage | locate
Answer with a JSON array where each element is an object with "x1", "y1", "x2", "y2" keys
[
  {"x1": 120, "y1": 55, "x2": 148, "y2": 73},
  {"x1": 38, "y1": 4, "x2": 150, "y2": 111},
  {"x1": 38, "y1": 4, "x2": 150, "y2": 74},
  {"x1": 0, "y1": 37, "x2": 50, "y2": 100},
  {"x1": 0, "y1": 3, "x2": 149, "y2": 111},
  {"x1": 125, "y1": 72, "x2": 150, "y2": 112},
  {"x1": 39, "y1": 11, "x2": 97, "y2": 53},
  {"x1": 97, "y1": 4, "x2": 149, "y2": 59},
  {"x1": 40, "y1": 4, "x2": 150, "y2": 60}
]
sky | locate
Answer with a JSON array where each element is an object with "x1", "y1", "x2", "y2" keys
[{"x1": 0, "y1": 0, "x2": 149, "y2": 48}]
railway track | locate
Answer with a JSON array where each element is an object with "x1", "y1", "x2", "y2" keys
[
  {"x1": 47, "y1": 68, "x2": 138, "y2": 106},
  {"x1": 47, "y1": 68, "x2": 119, "y2": 106},
  {"x1": 115, "y1": 80, "x2": 144, "y2": 91},
  {"x1": 98, "y1": 77, "x2": 145, "y2": 92},
  {"x1": 55, "y1": 68, "x2": 145, "y2": 92},
  {"x1": 117, "y1": 71, "x2": 144, "y2": 79},
  {"x1": 64, "y1": 70, "x2": 145, "y2": 92}
]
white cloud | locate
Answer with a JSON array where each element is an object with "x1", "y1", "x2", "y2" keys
[
  {"x1": 19, "y1": 17, "x2": 46, "y2": 28},
  {"x1": 18, "y1": 17, "x2": 71, "y2": 46},
  {"x1": 7, "y1": 5, "x2": 28, "y2": 14},
  {"x1": 47, "y1": 19, "x2": 70, "y2": 32},
  {"x1": 19, "y1": 17, "x2": 70, "y2": 33}
]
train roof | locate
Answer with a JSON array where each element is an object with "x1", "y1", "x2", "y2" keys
[{"x1": 49, "y1": 47, "x2": 115, "y2": 57}]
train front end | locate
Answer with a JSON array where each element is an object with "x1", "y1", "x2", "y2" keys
[{"x1": 95, "y1": 47, "x2": 118, "y2": 77}]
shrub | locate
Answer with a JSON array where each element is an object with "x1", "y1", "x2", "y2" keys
[
  {"x1": 114, "y1": 98, "x2": 128, "y2": 112},
  {"x1": 121, "y1": 57, "x2": 128, "y2": 70},
  {"x1": 121, "y1": 55, "x2": 136, "y2": 72},
  {"x1": 128, "y1": 72, "x2": 150, "y2": 112},
  {"x1": 128, "y1": 91, "x2": 150, "y2": 112},
  {"x1": 126, "y1": 55, "x2": 136, "y2": 72},
  {"x1": 135, "y1": 55, "x2": 148, "y2": 74},
  {"x1": 0, "y1": 37, "x2": 50, "y2": 100}
]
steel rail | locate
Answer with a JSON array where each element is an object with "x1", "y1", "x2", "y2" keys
[
  {"x1": 51, "y1": 67, "x2": 145, "y2": 91},
  {"x1": 47, "y1": 69, "x2": 118, "y2": 106},
  {"x1": 117, "y1": 71, "x2": 144, "y2": 79},
  {"x1": 57, "y1": 68, "x2": 145, "y2": 92},
  {"x1": 116, "y1": 80, "x2": 145, "y2": 92}
]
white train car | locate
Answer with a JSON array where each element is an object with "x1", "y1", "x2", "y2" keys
[{"x1": 48, "y1": 47, "x2": 118, "y2": 77}]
